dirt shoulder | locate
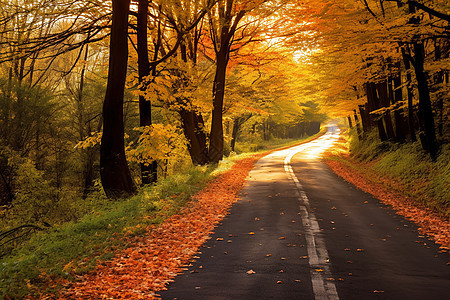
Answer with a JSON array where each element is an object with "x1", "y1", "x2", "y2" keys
[{"x1": 323, "y1": 138, "x2": 450, "y2": 251}]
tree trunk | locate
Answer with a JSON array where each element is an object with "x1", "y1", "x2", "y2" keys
[
  {"x1": 413, "y1": 42, "x2": 438, "y2": 159},
  {"x1": 366, "y1": 82, "x2": 387, "y2": 141},
  {"x1": 391, "y1": 75, "x2": 408, "y2": 142},
  {"x1": 209, "y1": 47, "x2": 228, "y2": 163},
  {"x1": 357, "y1": 105, "x2": 368, "y2": 134},
  {"x1": 179, "y1": 109, "x2": 209, "y2": 165},
  {"x1": 137, "y1": 0, "x2": 157, "y2": 185},
  {"x1": 230, "y1": 114, "x2": 251, "y2": 152},
  {"x1": 376, "y1": 80, "x2": 395, "y2": 140},
  {"x1": 353, "y1": 109, "x2": 362, "y2": 139},
  {"x1": 401, "y1": 47, "x2": 417, "y2": 142},
  {"x1": 100, "y1": 0, "x2": 136, "y2": 198}
]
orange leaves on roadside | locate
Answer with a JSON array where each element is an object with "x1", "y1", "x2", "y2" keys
[
  {"x1": 325, "y1": 156, "x2": 450, "y2": 250},
  {"x1": 60, "y1": 154, "x2": 265, "y2": 299}
]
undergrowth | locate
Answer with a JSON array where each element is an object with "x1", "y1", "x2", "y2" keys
[{"x1": 346, "y1": 129, "x2": 449, "y2": 216}]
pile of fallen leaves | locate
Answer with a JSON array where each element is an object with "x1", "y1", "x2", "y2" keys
[
  {"x1": 57, "y1": 154, "x2": 265, "y2": 299},
  {"x1": 324, "y1": 140, "x2": 450, "y2": 251}
]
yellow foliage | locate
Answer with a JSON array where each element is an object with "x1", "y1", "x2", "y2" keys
[
  {"x1": 75, "y1": 132, "x2": 102, "y2": 149},
  {"x1": 127, "y1": 124, "x2": 187, "y2": 165}
]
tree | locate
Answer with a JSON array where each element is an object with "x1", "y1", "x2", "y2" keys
[
  {"x1": 100, "y1": 0, "x2": 136, "y2": 198},
  {"x1": 207, "y1": 0, "x2": 248, "y2": 163},
  {"x1": 136, "y1": 0, "x2": 158, "y2": 184}
]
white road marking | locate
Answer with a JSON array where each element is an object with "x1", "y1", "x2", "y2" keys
[{"x1": 283, "y1": 126, "x2": 340, "y2": 300}]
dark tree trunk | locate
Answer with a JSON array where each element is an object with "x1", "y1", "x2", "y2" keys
[
  {"x1": 208, "y1": 6, "x2": 246, "y2": 164},
  {"x1": 366, "y1": 82, "x2": 387, "y2": 141},
  {"x1": 230, "y1": 117, "x2": 241, "y2": 152},
  {"x1": 391, "y1": 75, "x2": 408, "y2": 142},
  {"x1": 209, "y1": 47, "x2": 228, "y2": 163},
  {"x1": 433, "y1": 40, "x2": 445, "y2": 137},
  {"x1": 100, "y1": 0, "x2": 136, "y2": 198},
  {"x1": 353, "y1": 109, "x2": 362, "y2": 139},
  {"x1": 357, "y1": 105, "x2": 368, "y2": 134},
  {"x1": 177, "y1": 30, "x2": 209, "y2": 166},
  {"x1": 376, "y1": 80, "x2": 395, "y2": 140},
  {"x1": 412, "y1": 42, "x2": 438, "y2": 160},
  {"x1": 401, "y1": 47, "x2": 417, "y2": 142},
  {"x1": 137, "y1": 0, "x2": 157, "y2": 185},
  {"x1": 179, "y1": 109, "x2": 209, "y2": 165},
  {"x1": 347, "y1": 116, "x2": 353, "y2": 128},
  {"x1": 230, "y1": 114, "x2": 251, "y2": 152}
]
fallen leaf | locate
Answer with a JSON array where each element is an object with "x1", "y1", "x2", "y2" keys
[
  {"x1": 246, "y1": 269, "x2": 256, "y2": 275},
  {"x1": 276, "y1": 281, "x2": 282, "y2": 284},
  {"x1": 279, "y1": 237, "x2": 286, "y2": 240},
  {"x1": 249, "y1": 232, "x2": 255, "y2": 235},
  {"x1": 315, "y1": 269, "x2": 323, "y2": 272}
]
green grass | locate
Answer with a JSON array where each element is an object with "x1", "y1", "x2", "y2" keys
[
  {"x1": 1, "y1": 132, "x2": 325, "y2": 298},
  {"x1": 347, "y1": 129, "x2": 450, "y2": 216}
]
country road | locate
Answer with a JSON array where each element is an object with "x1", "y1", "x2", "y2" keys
[{"x1": 160, "y1": 125, "x2": 450, "y2": 300}]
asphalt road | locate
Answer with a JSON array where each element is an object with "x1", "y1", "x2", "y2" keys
[{"x1": 159, "y1": 125, "x2": 450, "y2": 300}]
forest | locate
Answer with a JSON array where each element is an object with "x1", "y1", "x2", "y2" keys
[{"x1": 0, "y1": 0, "x2": 449, "y2": 298}]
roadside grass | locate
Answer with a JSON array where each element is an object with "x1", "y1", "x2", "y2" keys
[
  {"x1": 329, "y1": 129, "x2": 449, "y2": 217},
  {"x1": 1, "y1": 132, "x2": 324, "y2": 298}
]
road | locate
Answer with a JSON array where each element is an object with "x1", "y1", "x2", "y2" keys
[{"x1": 159, "y1": 125, "x2": 450, "y2": 300}]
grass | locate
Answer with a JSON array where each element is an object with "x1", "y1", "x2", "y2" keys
[{"x1": 341, "y1": 129, "x2": 450, "y2": 216}]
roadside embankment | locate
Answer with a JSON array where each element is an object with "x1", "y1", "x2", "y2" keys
[{"x1": 323, "y1": 131, "x2": 450, "y2": 250}]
